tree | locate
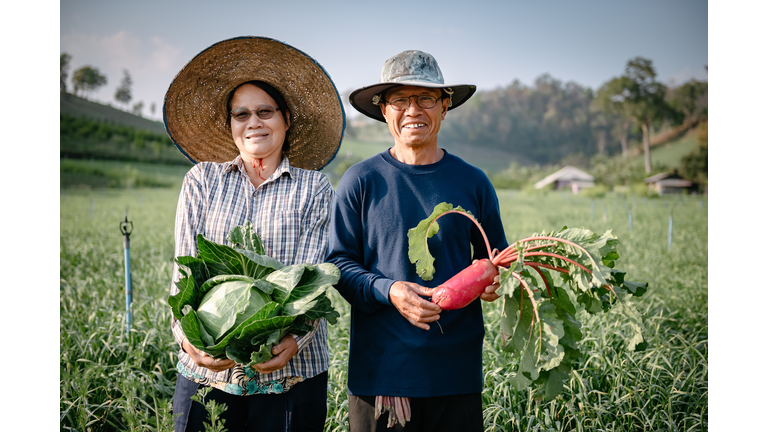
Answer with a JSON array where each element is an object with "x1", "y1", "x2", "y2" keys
[
  {"x1": 594, "y1": 76, "x2": 635, "y2": 158},
  {"x1": 115, "y1": 69, "x2": 133, "y2": 109},
  {"x1": 61, "y1": 53, "x2": 72, "y2": 93},
  {"x1": 608, "y1": 57, "x2": 672, "y2": 173},
  {"x1": 679, "y1": 121, "x2": 708, "y2": 190},
  {"x1": 71, "y1": 66, "x2": 107, "y2": 99},
  {"x1": 669, "y1": 79, "x2": 708, "y2": 131},
  {"x1": 150, "y1": 102, "x2": 156, "y2": 116},
  {"x1": 132, "y1": 101, "x2": 144, "y2": 117}
]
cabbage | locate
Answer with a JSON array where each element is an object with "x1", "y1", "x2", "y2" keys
[
  {"x1": 196, "y1": 280, "x2": 272, "y2": 342},
  {"x1": 169, "y1": 222, "x2": 340, "y2": 366}
]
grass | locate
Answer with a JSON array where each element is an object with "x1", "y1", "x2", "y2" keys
[
  {"x1": 61, "y1": 93, "x2": 167, "y2": 136},
  {"x1": 628, "y1": 132, "x2": 700, "y2": 172},
  {"x1": 60, "y1": 187, "x2": 707, "y2": 431},
  {"x1": 61, "y1": 159, "x2": 191, "y2": 189}
]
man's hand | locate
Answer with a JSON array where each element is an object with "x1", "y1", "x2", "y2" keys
[
  {"x1": 252, "y1": 335, "x2": 299, "y2": 374},
  {"x1": 479, "y1": 272, "x2": 502, "y2": 303},
  {"x1": 182, "y1": 339, "x2": 236, "y2": 372},
  {"x1": 389, "y1": 281, "x2": 442, "y2": 330}
]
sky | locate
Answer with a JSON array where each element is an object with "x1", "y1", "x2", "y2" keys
[{"x1": 58, "y1": 0, "x2": 709, "y2": 121}]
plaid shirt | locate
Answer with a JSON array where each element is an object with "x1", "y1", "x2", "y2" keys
[{"x1": 170, "y1": 155, "x2": 333, "y2": 387}]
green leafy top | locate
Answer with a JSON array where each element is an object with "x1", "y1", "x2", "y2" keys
[
  {"x1": 168, "y1": 222, "x2": 340, "y2": 366},
  {"x1": 407, "y1": 203, "x2": 649, "y2": 402},
  {"x1": 407, "y1": 202, "x2": 475, "y2": 281}
]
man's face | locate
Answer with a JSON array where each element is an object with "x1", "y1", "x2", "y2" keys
[{"x1": 379, "y1": 85, "x2": 450, "y2": 150}]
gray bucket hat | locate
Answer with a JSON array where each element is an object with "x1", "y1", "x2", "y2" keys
[{"x1": 349, "y1": 50, "x2": 476, "y2": 122}]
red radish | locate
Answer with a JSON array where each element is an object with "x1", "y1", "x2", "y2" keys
[
  {"x1": 406, "y1": 202, "x2": 648, "y2": 408},
  {"x1": 410, "y1": 204, "x2": 611, "y2": 312},
  {"x1": 431, "y1": 258, "x2": 498, "y2": 310}
]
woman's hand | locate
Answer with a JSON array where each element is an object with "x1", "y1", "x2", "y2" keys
[
  {"x1": 182, "y1": 339, "x2": 236, "y2": 372},
  {"x1": 252, "y1": 335, "x2": 299, "y2": 374}
]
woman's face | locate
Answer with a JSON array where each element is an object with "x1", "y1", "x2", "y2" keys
[{"x1": 230, "y1": 83, "x2": 290, "y2": 162}]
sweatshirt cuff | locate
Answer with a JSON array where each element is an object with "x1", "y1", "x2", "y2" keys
[{"x1": 373, "y1": 277, "x2": 395, "y2": 306}]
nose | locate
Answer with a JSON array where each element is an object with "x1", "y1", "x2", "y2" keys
[
  {"x1": 246, "y1": 112, "x2": 263, "y2": 128},
  {"x1": 404, "y1": 96, "x2": 423, "y2": 113}
]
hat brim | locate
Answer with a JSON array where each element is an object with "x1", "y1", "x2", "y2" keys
[
  {"x1": 349, "y1": 81, "x2": 476, "y2": 122},
  {"x1": 163, "y1": 36, "x2": 345, "y2": 171}
]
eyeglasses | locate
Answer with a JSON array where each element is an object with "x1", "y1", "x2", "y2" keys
[
  {"x1": 230, "y1": 105, "x2": 281, "y2": 122},
  {"x1": 384, "y1": 95, "x2": 441, "y2": 111}
]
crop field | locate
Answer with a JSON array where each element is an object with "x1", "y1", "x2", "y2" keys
[{"x1": 60, "y1": 187, "x2": 707, "y2": 431}]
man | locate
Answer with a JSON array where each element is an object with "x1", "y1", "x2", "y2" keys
[{"x1": 326, "y1": 50, "x2": 508, "y2": 431}]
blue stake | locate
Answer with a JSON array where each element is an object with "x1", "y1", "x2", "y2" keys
[
  {"x1": 628, "y1": 211, "x2": 632, "y2": 232},
  {"x1": 668, "y1": 214, "x2": 673, "y2": 249},
  {"x1": 120, "y1": 211, "x2": 133, "y2": 337}
]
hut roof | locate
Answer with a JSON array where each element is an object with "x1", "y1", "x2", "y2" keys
[
  {"x1": 644, "y1": 172, "x2": 692, "y2": 187},
  {"x1": 534, "y1": 166, "x2": 594, "y2": 189}
]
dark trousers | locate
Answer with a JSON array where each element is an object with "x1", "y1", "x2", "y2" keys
[
  {"x1": 347, "y1": 393, "x2": 483, "y2": 432},
  {"x1": 173, "y1": 372, "x2": 328, "y2": 432}
]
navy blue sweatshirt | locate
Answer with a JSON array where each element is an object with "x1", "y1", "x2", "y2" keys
[{"x1": 326, "y1": 149, "x2": 508, "y2": 397}]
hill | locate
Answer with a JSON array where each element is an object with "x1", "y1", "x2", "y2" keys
[{"x1": 60, "y1": 93, "x2": 167, "y2": 135}]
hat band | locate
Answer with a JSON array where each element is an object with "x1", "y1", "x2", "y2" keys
[{"x1": 388, "y1": 74, "x2": 444, "y2": 85}]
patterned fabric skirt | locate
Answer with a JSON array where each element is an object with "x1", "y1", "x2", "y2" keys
[{"x1": 176, "y1": 361, "x2": 304, "y2": 395}]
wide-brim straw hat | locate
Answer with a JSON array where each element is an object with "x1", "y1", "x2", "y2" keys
[
  {"x1": 163, "y1": 36, "x2": 345, "y2": 171},
  {"x1": 349, "y1": 50, "x2": 476, "y2": 123}
]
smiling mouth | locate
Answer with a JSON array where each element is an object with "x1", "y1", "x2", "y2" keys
[{"x1": 403, "y1": 123, "x2": 426, "y2": 129}]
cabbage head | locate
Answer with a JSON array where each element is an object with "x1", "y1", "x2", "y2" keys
[
  {"x1": 168, "y1": 222, "x2": 340, "y2": 366},
  {"x1": 196, "y1": 280, "x2": 273, "y2": 342}
]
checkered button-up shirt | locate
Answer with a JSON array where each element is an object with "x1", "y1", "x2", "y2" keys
[{"x1": 170, "y1": 155, "x2": 333, "y2": 386}]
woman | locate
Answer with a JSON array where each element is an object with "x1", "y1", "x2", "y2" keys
[{"x1": 163, "y1": 36, "x2": 345, "y2": 432}]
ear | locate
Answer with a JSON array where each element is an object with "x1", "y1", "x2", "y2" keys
[
  {"x1": 283, "y1": 108, "x2": 291, "y2": 129},
  {"x1": 441, "y1": 97, "x2": 450, "y2": 117},
  {"x1": 379, "y1": 103, "x2": 387, "y2": 120}
]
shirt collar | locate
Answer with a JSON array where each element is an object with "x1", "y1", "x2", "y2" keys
[{"x1": 222, "y1": 155, "x2": 294, "y2": 181}]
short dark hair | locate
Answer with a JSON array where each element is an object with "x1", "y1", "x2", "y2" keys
[{"x1": 226, "y1": 80, "x2": 291, "y2": 153}]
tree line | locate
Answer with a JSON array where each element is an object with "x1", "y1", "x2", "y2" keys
[
  {"x1": 440, "y1": 57, "x2": 706, "y2": 173},
  {"x1": 350, "y1": 56, "x2": 706, "y2": 178},
  {"x1": 61, "y1": 53, "x2": 156, "y2": 117}
]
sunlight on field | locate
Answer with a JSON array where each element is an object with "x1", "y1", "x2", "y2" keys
[{"x1": 60, "y1": 188, "x2": 707, "y2": 431}]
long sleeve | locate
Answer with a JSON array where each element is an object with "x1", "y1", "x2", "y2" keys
[
  {"x1": 170, "y1": 168, "x2": 207, "y2": 349},
  {"x1": 291, "y1": 176, "x2": 334, "y2": 353},
  {"x1": 326, "y1": 174, "x2": 394, "y2": 314}
]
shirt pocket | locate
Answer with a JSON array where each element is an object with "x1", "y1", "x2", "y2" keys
[{"x1": 265, "y1": 210, "x2": 303, "y2": 264}]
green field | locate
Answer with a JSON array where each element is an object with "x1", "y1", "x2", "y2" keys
[
  {"x1": 60, "y1": 187, "x2": 707, "y2": 431},
  {"x1": 632, "y1": 133, "x2": 700, "y2": 171}
]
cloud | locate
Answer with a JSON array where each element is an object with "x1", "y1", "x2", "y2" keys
[
  {"x1": 148, "y1": 36, "x2": 183, "y2": 73},
  {"x1": 60, "y1": 30, "x2": 185, "y2": 118},
  {"x1": 61, "y1": 30, "x2": 182, "y2": 77}
]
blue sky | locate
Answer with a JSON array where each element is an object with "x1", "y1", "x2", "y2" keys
[{"x1": 60, "y1": 0, "x2": 709, "y2": 120}]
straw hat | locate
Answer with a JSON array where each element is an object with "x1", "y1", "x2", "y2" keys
[
  {"x1": 349, "y1": 50, "x2": 476, "y2": 122},
  {"x1": 163, "y1": 36, "x2": 345, "y2": 171}
]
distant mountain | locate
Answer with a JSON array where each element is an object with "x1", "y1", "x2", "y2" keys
[{"x1": 60, "y1": 93, "x2": 167, "y2": 136}]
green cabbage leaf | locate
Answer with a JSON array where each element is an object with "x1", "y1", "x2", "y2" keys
[{"x1": 169, "y1": 222, "x2": 340, "y2": 366}]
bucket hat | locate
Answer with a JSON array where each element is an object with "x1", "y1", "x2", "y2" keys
[
  {"x1": 349, "y1": 50, "x2": 476, "y2": 122},
  {"x1": 163, "y1": 36, "x2": 345, "y2": 171}
]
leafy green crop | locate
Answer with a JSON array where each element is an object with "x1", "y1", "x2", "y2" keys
[
  {"x1": 408, "y1": 203, "x2": 648, "y2": 402},
  {"x1": 169, "y1": 222, "x2": 340, "y2": 366}
]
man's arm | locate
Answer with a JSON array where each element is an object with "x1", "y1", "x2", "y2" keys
[{"x1": 326, "y1": 180, "x2": 442, "y2": 328}]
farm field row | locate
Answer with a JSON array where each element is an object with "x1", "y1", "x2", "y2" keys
[{"x1": 60, "y1": 187, "x2": 707, "y2": 431}]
